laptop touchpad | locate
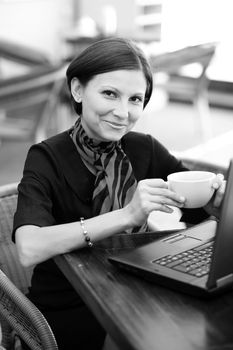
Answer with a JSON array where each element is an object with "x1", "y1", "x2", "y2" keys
[{"x1": 164, "y1": 234, "x2": 200, "y2": 244}]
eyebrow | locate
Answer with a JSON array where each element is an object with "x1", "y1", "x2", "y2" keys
[{"x1": 100, "y1": 85, "x2": 145, "y2": 96}]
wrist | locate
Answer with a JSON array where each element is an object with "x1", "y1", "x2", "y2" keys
[{"x1": 120, "y1": 205, "x2": 135, "y2": 229}]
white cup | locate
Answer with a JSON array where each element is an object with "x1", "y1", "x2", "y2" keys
[{"x1": 167, "y1": 171, "x2": 216, "y2": 208}]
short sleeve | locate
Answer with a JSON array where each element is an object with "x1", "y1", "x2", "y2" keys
[{"x1": 13, "y1": 144, "x2": 56, "y2": 240}]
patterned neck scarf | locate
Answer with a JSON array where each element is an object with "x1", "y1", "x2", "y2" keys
[{"x1": 70, "y1": 117, "x2": 138, "y2": 217}]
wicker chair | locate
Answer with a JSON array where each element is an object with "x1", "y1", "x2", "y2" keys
[{"x1": 0, "y1": 183, "x2": 58, "y2": 350}]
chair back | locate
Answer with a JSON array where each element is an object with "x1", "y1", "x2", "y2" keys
[
  {"x1": 0, "y1": 183, "x2": 58, "y2": 349},
  {"x1": 0, "y1": 183, "x2": 33, "y2": 294}
]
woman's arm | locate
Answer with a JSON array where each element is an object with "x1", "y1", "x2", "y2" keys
[
  {"x1": 15, "y1": 207, "x2": 131, "y2": 267},
  {"x1": 16, "y1": 178, "x2": 185, "y2": 267}
]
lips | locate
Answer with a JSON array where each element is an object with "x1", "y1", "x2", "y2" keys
[{"x1": 104, "y1": 121, "x2": 127, "y2": 129}]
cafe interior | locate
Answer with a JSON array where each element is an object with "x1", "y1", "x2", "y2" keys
[{"x1": 0, "y1": 0, "x2": 233, "y2": 349}]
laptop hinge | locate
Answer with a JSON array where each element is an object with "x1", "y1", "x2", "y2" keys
[{"x1": 216, "y1": 274, "x2": 233, "y2": 288}]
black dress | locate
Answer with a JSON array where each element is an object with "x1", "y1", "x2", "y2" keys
[{"x1": 13, "y1": 130, "x2": 208, "y2": 349}]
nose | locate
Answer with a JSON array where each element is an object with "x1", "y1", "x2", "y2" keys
[{"x1": 113, "y1": 100, "x2": 129, "y2": 119}]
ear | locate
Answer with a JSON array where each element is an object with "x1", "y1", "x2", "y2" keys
[{"x1": 70, "y1": 77, "x2": 83, "y2": 103}]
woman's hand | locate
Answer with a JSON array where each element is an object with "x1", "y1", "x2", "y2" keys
[
  {"x1": 205, "y1": 174, "x2": 226, "y2": 218},
  {"x1": 212, "y1": 174, "x2": 226, "y2": 207},
  {"x1": 124, "y1": 178, "x2": 185, "y2": 227}
]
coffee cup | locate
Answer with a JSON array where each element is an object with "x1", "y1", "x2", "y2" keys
[{"x1": 167, "y1": 171, "x2": 217, "y2": 208}]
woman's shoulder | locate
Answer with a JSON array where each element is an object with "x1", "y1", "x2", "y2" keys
[
  {"x1": 121, "y1": 131, "x2": 161, "y2": 180},
  {"x1": 27, "y1": 130, "x2": 73, "y2": 160},
  {"x1": 122, "y1": 131, "x2": 185, "y2": 180},
  {"x1": 122, "y1": 131, "x2": 165, "y2": 153},
  {"x1": 24, "y1": 130, "x2": 79, "y2": 177},
  {"x1": 41, "y1": 130, "x2": 72, "y2": 150},
  {"x1": 122, "y1": 130, "x2": 151, "y2": 143}
]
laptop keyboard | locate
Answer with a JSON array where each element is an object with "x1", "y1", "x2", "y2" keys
[{"x1": 152, "y1": 241, "x2": 214, "y2": 277}]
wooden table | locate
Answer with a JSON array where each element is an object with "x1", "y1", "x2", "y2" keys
[{"x1": 55, "y1": 232, "x2": 233, "y2": 350}]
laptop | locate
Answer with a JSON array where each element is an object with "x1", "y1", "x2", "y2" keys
[{"x1": 109, "y1": 159, "x2": 233, "y2": 297}]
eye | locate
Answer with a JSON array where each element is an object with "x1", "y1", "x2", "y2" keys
[
  {"x1": 130, "y1": 95, "x2": 144, "y2": 104},
  {"x1": 102, "y1": 90, "x2": 117, "y2": 98}
]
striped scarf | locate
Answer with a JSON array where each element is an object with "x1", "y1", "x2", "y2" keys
[{"x1": 70, "y1": 117, "x2": 138, "y2": 217}]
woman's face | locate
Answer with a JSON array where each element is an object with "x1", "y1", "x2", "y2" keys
[{"x1": 71, "y1": 69, "x2": 147, "y2": 142}]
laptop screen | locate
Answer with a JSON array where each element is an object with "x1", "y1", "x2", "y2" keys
[{"x1": 207, "y1": 159, "x2": 233, "y2": 288}]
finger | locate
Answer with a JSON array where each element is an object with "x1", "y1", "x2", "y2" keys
[
  {"x1": 148, "y1": 187, "x2": 185, "y2": 204},
  {"x1": 217, "y1": 173, "x2": 225, "y2": 181},
  {"x1": 212, "y1": 173, "x2": 224, "y2": 190},
  {"x1": 149, "y1": 194, "x2": 185, "y2": 208},
  {"x1": 148, "y1": 201, "x2": 174, "y2": 213},
  {"x1": 160, "y1": 205, "x2": 174, "y2": 213},
  {"x1": 143, "y1": 178, "x2": 168, "y2": 189},
  {"x1": 213, "y1": 180, "x2": 226, "y2": 207}
]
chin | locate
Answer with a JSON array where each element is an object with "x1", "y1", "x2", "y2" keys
[
  {"x1": 103, "y1": 132, "x2": 125, "y2": 142},
  {"x1": 96, "y1": 124, "x2": 129, "y2": 142}
]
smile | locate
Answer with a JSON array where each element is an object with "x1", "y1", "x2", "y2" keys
[{"x1": 104, "y1": 121, "x2": 127, "y2": 129}]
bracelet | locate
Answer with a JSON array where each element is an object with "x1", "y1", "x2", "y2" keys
[{"x1": 80, "y1": 217, "x2": 93, "y2": 248}]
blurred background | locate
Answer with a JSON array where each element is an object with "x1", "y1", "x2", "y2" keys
[{"x1": 0, "y1": 0, "x2": 233, "y2": 185}]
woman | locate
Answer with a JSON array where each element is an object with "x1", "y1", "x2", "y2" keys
[{"x1": 13, "y1": 37, "x2": 224, "y2": 349}]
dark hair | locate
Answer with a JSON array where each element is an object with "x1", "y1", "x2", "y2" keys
[{"x1": 66, "y1": 37, "x2": 153, "y2": 115}]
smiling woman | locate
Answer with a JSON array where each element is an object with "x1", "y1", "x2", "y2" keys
[
  {"x1": 12, "y1": 37, "x2": 224, "y2": 350},
  {"x1": 70, "y1": 70, "x2": 147, "y2": 141}
]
